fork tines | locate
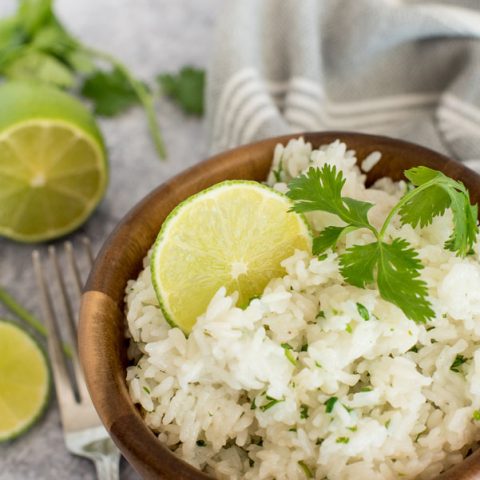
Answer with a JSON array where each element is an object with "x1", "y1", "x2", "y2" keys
[{"x1": 32, "y1": 238, "x2": 95, "y2": 429}]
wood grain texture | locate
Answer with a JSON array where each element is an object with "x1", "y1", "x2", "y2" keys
[{"x1": 78, "y1": 132, "x2": 480, "y2": 480}]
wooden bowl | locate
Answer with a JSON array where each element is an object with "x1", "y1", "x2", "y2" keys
[{"x1": 79, "y1": 132, "x2": 480, "y2": 480}]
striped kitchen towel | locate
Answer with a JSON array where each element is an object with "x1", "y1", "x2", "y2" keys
[{"x1": 206, "y1": 0, "x2": 480, "y2": 169}]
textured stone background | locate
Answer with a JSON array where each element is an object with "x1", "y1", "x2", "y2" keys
[{"x1": 0, "y1": 0, "x2": 220, "y2": 478}]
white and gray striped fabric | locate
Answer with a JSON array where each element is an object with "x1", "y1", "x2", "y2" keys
[{"x1": 206, "y1": 0, "x2": 480, "y2": 170}]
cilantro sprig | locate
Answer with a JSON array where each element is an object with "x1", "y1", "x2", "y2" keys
[
  {"x1": 287, "y1": 165, "x2": 478, "y2": 323},
  {"x1": 158, "y1": 66, "x2": 205, "y2": 116},
  {"x1": 0, "y1": 0, "x2": 206, "y2": 159},
  {"x1": 0, "y1": 0, "x2": 167, "y2": 158}
]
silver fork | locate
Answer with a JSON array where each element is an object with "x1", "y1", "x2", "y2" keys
[{"x1": 32, "y1": 239, "x2": 121, "y2": 480}]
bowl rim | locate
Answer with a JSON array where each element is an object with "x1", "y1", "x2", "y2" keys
[{"x1": 79, "y1": 131, "x2": 480, "y2": 479}]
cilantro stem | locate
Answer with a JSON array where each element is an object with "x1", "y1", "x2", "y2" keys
[
  {"x1": 0, "y1": 286, "x2": 72, "y2": 357},
  {"x1": 0, "y1": 287, "x2": 46, "y2": 335},
  {"x1": 80, "y1": 47, "x2": 166, "y2": 159},
  {"x1": 378, "y1": 181, "x2": 436, "y2": 240}
]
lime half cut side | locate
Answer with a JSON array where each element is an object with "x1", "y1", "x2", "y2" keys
[
  {"x1": 151, "y1": 181, "x2": 312, "y2": 334},
  {"x1": 0, "y1": 321, "x2": 50, "y2": 442},
  {"x1": 0, "y1": 82, "x2": 107, "y2": 243}
]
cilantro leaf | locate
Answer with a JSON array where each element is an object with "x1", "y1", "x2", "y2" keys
[
  {"x1": 287, "y1": 165, "x2": 374, "y2": 229},
  {"x1": 404, "y1": 165, "x2": 441, "y2": 185},
  {"x1": 400, "y1": 166, "x2": 478, "y2": 256},
  {"x1": 0, "y1": 18, "x2": 27, "y2": 70},
  {"x1": 158, "y1": 66, "x2": 205, "y2": 115},
  {"x1": 445, "y1": 192, "x2": 478, "y2": 257},
  {"x1": 340, "y1": 240, "x2": 433, "y2": 323},
  {"x1": 376, "y1": 239, "x2": 433, "y2": 323},
  {"x1": 339, "y1": 243, "x2": 378, "y2": 288},
  {"x1": 450, "y1": 354, "x2": 467, "y2": 373},
  {"x1": 0, "y1": 18, "x2": 22, "y2": 51},
  {"x1": 313, "y1": 226, "x2": 348, "y2": 255},
  {"x1": 356, "y1": 303, "x2": 370, "y2": 321},
  {"x1": 287, "y1": 165, "x2": 345, "y2": 214},
  {"x1": 399, "y1": 185, "x2": 450, "y2": 228},
  {"x1": 325, "y1": 396, "x2": 338, "y2": 413},
  {"x1": 0, "y1": 0, "x2": 167, "y2": 159},
  {"x1": 18, "y1": 0, "x2": 54, "y2": 37},
  {"x1": 30, "y1": 22, "x2": 77, "y2": 58},
  {"x1": 81, "y1": 68, "x2": 140, "y2": 116},
  {"x1": 286, "y1": 165, "x2": 474, "y2": 322},
  {"x1": 64, "y1": 49, "x2": 95, "y2": 74},
  {"x1": 4, "y1": 50, "x2": 75, "y2": 87}
]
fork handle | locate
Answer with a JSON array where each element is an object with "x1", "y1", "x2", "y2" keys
[{"x1": 94, "y1": 453, "x2": 120, "y2": 480}]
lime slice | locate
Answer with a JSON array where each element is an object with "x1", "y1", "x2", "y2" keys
[
  {"x1": 0, "y1": 321, "x2": 50, "y2": 442},
  {"x1": 151, "y1": 181, "x2": 312, "y2": 333},
  {"x1": 0, "y1": 82, "x2": 108, "y2": 243}
]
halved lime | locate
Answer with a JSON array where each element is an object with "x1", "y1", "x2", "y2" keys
[
  {"x1": 151, "y1": 181, "x2": 312, "y2": 333},
  {"x1": 0, "y1": 82, "x2": 108, "y2": 243},
  {"x1": 0, "y1": 321, "x2": 50, "y2": 442}
]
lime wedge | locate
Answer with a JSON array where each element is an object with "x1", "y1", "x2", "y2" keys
[
  {"x1": 0, "y1": 82, "x2": 108, "y2": 243},
  {"x1": 151, "y1": 181, "x2": 312, "y2": 333},
  {"x1": 0, "y1": 321, "x2": 50, "y2": 442}
]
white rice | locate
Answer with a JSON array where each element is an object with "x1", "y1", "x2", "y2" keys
[{"x1": 125, "y1": 138, "x2": 480, "y2": 480}]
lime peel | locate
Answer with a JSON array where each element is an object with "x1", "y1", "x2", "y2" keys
[
  {"x1": 151, "y1": 180, "x2": 312, "y2": 333},
  {"x1": 0, "y1": 82, "x2": 108, "y2": 243},
  {"x1": 0, "y1": 320, "x2": 50, "y2": 442}
]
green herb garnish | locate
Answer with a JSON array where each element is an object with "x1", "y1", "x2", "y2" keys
[
  {"x1": 298, "y1": 461, "x2": 313, "y2": 478},
  {"x1": 325, "y1": 396, "x2": 338, "y2": 413},
  {"x1": 0, "y1": 286, "x2": 46, "y2": 336},
  {"x1": 473, "y1": 410, "x2": 480, "y2": 421},
  {"x1": 336, "y1": 436, "x2": 350, "y2": 444},
  {"x1": 0, "y1": 286, "x2": 71, "y2": 356},
  {"x1": 272, "y1": 159, "x2": 284, "y2": 183},
  {"x1": 414, "y1": 430, "x2": 426, "y2": 443},
  {"x1": 142, "y1": 386, "x2": 150, "y2": 394},
  {"x1": 300, "y1": 404, "x2": 309, "y2": 419},
  {"x1": 450, "y1": 354, "x2": 468, "y2": 373},
  {"x1": 0, "y1": 0, "x2": 211, "y2": 159},
  {"x1": 356, "y1": 303, "x2": 370, "y2": 321},
  {"x1": 287, "y1": 165, "x2": 478, "y2": 323},
  {"x1": 80, "y1": 67, "x2": 141, "y2": 116},
  {"x1": 260, "y1": 397, "x2": 285, "y2": 412},
  {"x1": 157, "y1": 66, "x2": 205, "y2": 115},
  {"x1": 281, "y1": 343, "x2": 297, "y2": 366}
]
